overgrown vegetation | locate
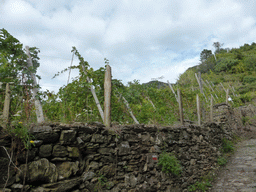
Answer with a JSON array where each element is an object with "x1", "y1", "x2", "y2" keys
[
  {"x1": 1, "y1": 29, "x2": 256, "y2": 128},
  {"x1": 158, "y1": 152, "x2": 182, "y2": 176}
]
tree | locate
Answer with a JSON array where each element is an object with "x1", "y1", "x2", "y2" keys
[
  {"x1": 200, "y1": 49, "x2": 213, "y2": 63},
  {"x1": 197, "y1": 49, "x2": 215, "y2": 73},
  {"x1": 213, "y1": 42, "x2": 224, "y2": 54}
]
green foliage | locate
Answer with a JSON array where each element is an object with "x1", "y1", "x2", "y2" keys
[
  {"x1": 9, "y1": 122, "x2": 34, "y2": 149},
  {"x1": 0, "y1": 28, "x2": 41, "y2": 124},
  {"x1": 158, "y1": 152, "x2": 182, "y2": 176},
  {"x1": 244, "y1": 55, "x2": 256, "y2": 71},
  {"x1": 217, "y1": 156, "x2": 228, "y2": 166},
  {"x1": 188, "y1": 180, "x2": 212, "y2": 192},
  {"x1": 243, "y1": 75, "x2": 256, "y2": 84},
  {"x1": 242, "y1": 116, "x2": 250, "y2": 125},
  {"x1": 214, "y1": 57, "x2": 239, "y2": 73},
  {"x1": 221, "y1": 138, "x2": 234, "y2": 153}
]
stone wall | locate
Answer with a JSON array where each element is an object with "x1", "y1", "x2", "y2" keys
[{"x1": 0, "y1": 116, "x2": 234, "y2": 192}]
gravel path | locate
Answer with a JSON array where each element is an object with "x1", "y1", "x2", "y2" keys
[{"x1": 210, "y1": 139, "x2": 256, "y2": 192}]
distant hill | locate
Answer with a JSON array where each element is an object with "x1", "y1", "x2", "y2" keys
[{"x1": 142, "y1": 80, "x2": 169, "y2": 89}]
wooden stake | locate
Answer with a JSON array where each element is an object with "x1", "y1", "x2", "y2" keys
[
  {"x1": 25, "y1": 46, "x2": 45, "y2": 124},
  {"x1": 228, "y1": 84, "x2": 236, "y2": 97},
  {"x1": 226, "y1": 88, "x2": 229, "y2": 104},
  {"x1": 116, "y1": 91, "x2": 139, "y2": 124},
  {"x1": 197, "y1": 94, "x2": 201, "y2": 126},
  {"x1": 167, "y1": 80, "x2": 178, "y2": 102},
  {"x1": 177, "y1": 89, "x2": 184, "y2": 125},
  {"x1": 104, "y1": 65, "x2": 111, "y2": 127},
  {"x1": 205, "y1": 80, "x2": 218, "y2": 99},
  {"x1": 220, "y1": 82, "x2": 226, "y2": 92},
  {"x1": 145, "y1": 96, "x2": 156, "y2": 110},
  {"x1": 210, "y1": 95, "x2": 213, "y2": 122},
  {"x1": 195, "y1": 73, "x2": 208, "y2": 102},
  {"x1": 81, "y1": 65, "x2": 104, "y2": 122}
]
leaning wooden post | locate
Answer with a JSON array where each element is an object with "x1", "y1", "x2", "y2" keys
[
  {"x1": 25, "y1": 46, "x2": 45, "y2": 123},
  {"x1": 196, "y1": 94, "x2": 201, "y2": 126},
  {"x1": 177, "y1": 89, "x2": 184, "y2": 125},
  {"x1": 210, "y1": 95, "x2": 213, "y2": 122},
  {"x1": 104, "y1": 65, "x2": 112, "y2": 127},
  {"x1": 167, "y1": 80, "x2": 178, "y2": 102},
  {"x1": 2, "y1": 83, "x2": 11, "y2": 128},
  {"x1": 81, "y1": 65, "x2": 104, "y2": 122},
  {"x1": 226, "y1": 88, "x2": 229, "y2": 104}
]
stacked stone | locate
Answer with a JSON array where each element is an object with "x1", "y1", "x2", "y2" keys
[{"x1": 0, "y1": 120, "x2": 232, "y2": 192}]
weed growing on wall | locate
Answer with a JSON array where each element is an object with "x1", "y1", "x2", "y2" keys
[
  {"x1": 217, "y1": 156, "x2": 228, "y2": 166},
  {"x1": 222, "y1": 138, "x2": 234, "y2": 153},
  {"x1": 158, "y1": 152, "x2": 182, "y2": 176},
  {"x1": 9, "y1": 122, "x2": 34, "y2": 149},
  {"x1": 188, "y1": 180, "x2": 212, "y2": 192}
]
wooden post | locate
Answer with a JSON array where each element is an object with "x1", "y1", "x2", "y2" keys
[
  {"x1": 195, "y1": 73, "x2": 207, "y2": 102},
  {"x1": 197, "y1": 94, "x2": 201, "y2": 126},
  {"x1": 220, "y1": 82, "x2": 226, "y2": 92},
  {"x1": 205, "y1": 80, "x2": 218, "y2": 99},
  {"x1": 226, "y1": 88, "x2": 229, "y2": 104},
  {"x1": 177, "y1": 89, "x2": 184, "y2": 125},
  {"x1": 25, "y1": 46, "x2": 45, "y2": 123},
  {"x1": 145, "y1": 96, "x2": 156, "y2": 110},
  {"x1": 210, "y1": 81, "x2": 220, "y2": 93},
  {"x1": 115, "y1": 91, "x2": 139, "y2": 124},
  {"x1": 81, "y1": 65, "x2": 104, "y2": 122},
  {"x1": 2, "y1": 83, "x2": 11, "y2": 128},
  {"x1": 210, "y1": 95, "x2": 213, "y2": 122},
  {"x1": 228, "y1": 84, "x2": 236, "y2": 97},
  {"x1": 167, "y1": 80, "x2": 178, "y2": 102},
  {"x1": 104, "y1": 65, "x2": 111, "y2": 127}
]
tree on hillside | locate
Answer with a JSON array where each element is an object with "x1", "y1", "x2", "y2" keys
[
  {"x1": 213, "y1": 42, "x2": 225, "y2": 54},
  {"x1": 198, "y1": 49, "x2": 215, "y2": 73},
  {"x1": 200, "y1": 49, "x2": 213, "y2": 63}
]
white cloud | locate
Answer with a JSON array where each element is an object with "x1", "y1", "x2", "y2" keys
[{"x1": 1, "y1": 0, "x2": 256, "y2": 93}]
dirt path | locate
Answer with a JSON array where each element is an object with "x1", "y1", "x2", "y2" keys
[{"x1": 210, "y1": 139, "x2": 256, "y2": 192}]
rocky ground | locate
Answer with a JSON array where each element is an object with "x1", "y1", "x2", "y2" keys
[{"x1": 210, "y1": 126, "x2": 256, "y2": 192}]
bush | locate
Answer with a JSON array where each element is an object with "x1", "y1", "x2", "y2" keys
[
  {"x1": 188, "y1": 181, "x2": 212, "y2": 192},
  {"x1": 217, "y1": 156, "x2": 228, "y2": 166},
  {"x1": 244, "y1": 55, "x2": 256, "y2": 71},
  {"x1": 214, "y1": 58, "x2": 239, "y2": 72},
  {"x1": 222, "y1": 138, "x2": 234, "y2": 153},
  {"x1": 158, "y1": 152, "x2": 182, "y2": 176},
  {"x1": 243, "y1": 76, "x2": 256, "y2": 84}
]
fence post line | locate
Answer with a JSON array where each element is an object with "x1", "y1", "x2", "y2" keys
[
  {"x1": 226, "y1": 88, "x2": 229, "y2": 104},
  {"x1": 25, "y1": 46, "x2": 45, "y2": 124},
  {"x1": 196, "y1": 94, "x2": 201, "y2": 126},
  {"x1": 177, "y1": 89, "x2": 184, "y2": 125},
  {"x1": 104, "y1": 65, "x2": 112, "y2": 127},
  {"x1": 210, "y1": 95, "x2": 213, "y2": 122},
  {"x1": 2, "y1": 83, "x2": 11, "y2": 128}
]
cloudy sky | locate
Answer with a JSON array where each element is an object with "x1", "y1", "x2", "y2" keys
[{"x1": 1, "y1": 0, "x2": 256, "y2": 93}]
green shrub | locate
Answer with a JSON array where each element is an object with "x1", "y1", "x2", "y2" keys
[
  {"x1": 9, "y1": 122, "x2": 34, "y2": 149},
  {"x1": 242, "y1": 116, "x2": 250, "y2": 125},
  {"x1": 188, "y1": 180, "x2": 212, "y2": 192},
  {"x1": 158, "y1": 152, "x2": 182, "y2": 176},
  {"x1": 222, "y1": 138, "x2": 234, "y2": 153},
  {"x1": 217, "y1": 156, "x2": 228, "y2": 166},
  {"x1": 243, "y1": 76, "x2": 256, "y2": 84}
]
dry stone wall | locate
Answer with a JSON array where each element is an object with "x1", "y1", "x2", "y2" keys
[{"x1": 0, "y1": 104, "x2": 238, "y2": 192}]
